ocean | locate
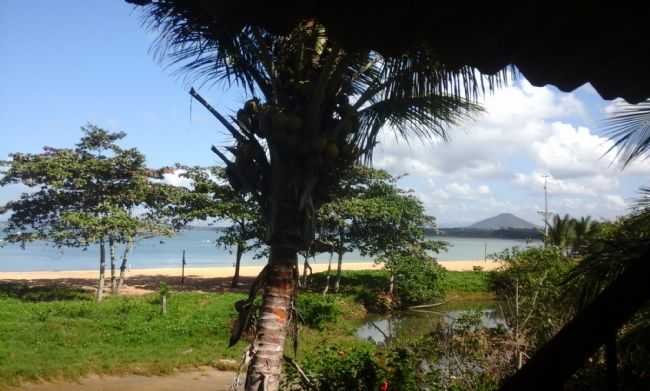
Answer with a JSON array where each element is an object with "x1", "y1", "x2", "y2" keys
[{"x1": 0, "y1": 229, "x2": 539, "y2": 272}]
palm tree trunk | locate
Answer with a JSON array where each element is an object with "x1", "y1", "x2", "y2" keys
[
  {"x1": 116, "y1": 239, "x2": 133, "y2": 293},
  {"x1": 109, "y1": 236, "x2": 117, "y2": 295},
  {"x1": 334, "y1": 250, "x2": 344, "y2": 293},
  {"x1": 245, "y1": 246, "x2": 297, "y2": 391},
  {"x1": 96, "y1": 238, "x2": 106, "y2": 302},
  {"x1": 232, "y1": 242, "x2": 244, "y2": 287}
]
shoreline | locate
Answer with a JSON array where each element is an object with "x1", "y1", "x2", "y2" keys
[{"x1": 0, "y1": 260, "x2": 499, "y2": 280}]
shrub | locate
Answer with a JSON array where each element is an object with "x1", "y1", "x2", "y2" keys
[
  {"x1": 282, "y1": 344, "x2": 384, "y2": 391},
  {"x1": 389, "y1": 252, "x2": 447, "y2": 307},
  {"x1": 296, "y1": 294, "x2": 341, "y2": 330},
  {"x1": 488, "y1": 246, "x2": 577, "y2": 347}
]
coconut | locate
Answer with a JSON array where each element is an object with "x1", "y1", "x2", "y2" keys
[
  {"x1": 236, "y1": 109, "x2": 252, "y2": 129},
  {"x1": 244, "y1": 99, "x2": 258, "y2": 114}
]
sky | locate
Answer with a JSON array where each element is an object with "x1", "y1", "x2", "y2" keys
[{"x1": 1, "y1": 1, "x2": 648, "y2": 227}]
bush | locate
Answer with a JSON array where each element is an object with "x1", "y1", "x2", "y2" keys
[
  {"x1": 296, "y1": 294, "x2": 342, "y2": 330},
  {"x1": 389, "y1": 253, "x2": 447, "y2": 307},
  {"x1": 488, "y1": 246, "x2": 577, "y2": 347},
  {"x1": 283, "y1": 344, "x2": 384, "y2": 391}
]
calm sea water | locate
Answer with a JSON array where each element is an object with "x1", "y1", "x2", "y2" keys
[{"x1": 0, "y1": 229, "x2": 539, "y2": 272}]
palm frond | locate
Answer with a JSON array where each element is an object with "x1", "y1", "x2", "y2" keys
[
  {"x1": 140, "y1": 2, "x2": 272, "y2": 97},
  {"x1": 355, "y1": 94, "x2": 480, "y2": 161},
  {"x1": 602, "y1": 99, "x2": 650, "y2": 167},
  {"x1": 636, "y1": 186, "x2": 650, "y2": 211}
]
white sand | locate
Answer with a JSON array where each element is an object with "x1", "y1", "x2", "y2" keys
[{"x1": 0, "y1": 260, "x2": 499, "y2": 281}]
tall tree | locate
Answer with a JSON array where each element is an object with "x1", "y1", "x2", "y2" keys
[
  {"x1": 135, "y1": 4, "x2": 508, "y2": 388},
  {"x1": 316, "y1": 166, "x2": 392, "y2": 293},
  {"x1": 172, "y1": 166, "x2": 265, "y2": 287},
  {"x1": 0, "y1": 125, "x2": 176, "y2": 300}
]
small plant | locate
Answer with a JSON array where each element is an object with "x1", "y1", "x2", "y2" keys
[
  {"x1": 282, "y1": 344, "x2": 384, "y2": 391},
  {"x1": 296, "y1": 294, "x2": 341, "y2": 330},
  {"x1": 473, "y1": 265, "x2": 484, "y2": 272},
  {"x1": 159, "y1": 282, "x2": 170, "y2": 315}
]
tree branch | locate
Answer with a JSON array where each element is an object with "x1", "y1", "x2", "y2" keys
[{"x1": 190, "y1": 88, "x2": 245, "y2": 143}]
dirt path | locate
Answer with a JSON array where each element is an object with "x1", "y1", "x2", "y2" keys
[{"x1": 12, "y1": 369, "x2": 238, "y2": 391}]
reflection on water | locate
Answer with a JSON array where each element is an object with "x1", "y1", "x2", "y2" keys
[{"x1": 356, "y1": 301, "x2": 506, "y2": 345}]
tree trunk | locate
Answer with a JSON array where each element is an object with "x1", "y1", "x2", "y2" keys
[
  {"x1": 116, "y1": 239, "x2": 133, "y2": 293},
  {"x1": 334, "y1": 250, "x2": 344, "y2": 293},
  {"x1": 96, "y1": 239, "x2": 106, "y2": 302},
  {"x1": 302, "y1": 255, "x2": 312, "y2": 288},
  {"x1": 322, "y1": 253, "x2": 333, "y2": 295},
  {"x1": 109, "y1": 236, "x2": 117, "y2": 295},
  {"x1": 245, "y1": 246, "x2": 297, "y2": 391},
  {"x1": 232, "y1": 242, "x2": 244, "y2": 287},
  {"x1": 161, "y1": 295, "x2": 167, "y2": 315},
  {"x1": 388, "y1": 272, "x2": 395, "y2": 296}
]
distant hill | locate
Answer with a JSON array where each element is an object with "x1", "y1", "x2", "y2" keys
[{"x1": 469, "y1": 213, "x2": 537, "y2": 230}]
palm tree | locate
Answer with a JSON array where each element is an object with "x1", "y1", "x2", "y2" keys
[
  {"x1": 546, "y1": 214, "x2": 575, "y2": 252},
  {"x1": 133, "y1": 4, "x2": 511, "y2": 389},
  {"x1": 571, "y1": 216, "x2": 592, "y2": 255}
]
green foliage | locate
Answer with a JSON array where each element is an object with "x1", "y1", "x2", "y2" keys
[
  {"x1": 283, "y1": 344, "x2": 384, "y2": 391},
  {"x1": 545, "y1": 213, "x2": 600, "y2": 255},
  {"x1": 389, "y1": 252, "x2": 447, "y2": 306},
  {"x1": 159, "y1": 282, "x2": 170, "y2": 298},
  {"x1": 440, "y1": 270, "x2": 491, "y2": 294},
  {"x1": 296, "y1": 294, "x2": 341, "y2": 330},
  {"x1": 1, "y1": 124, "x2": 178, "y2": 256},
  {"x1": 564, "y1": 213, "x2": 650, "y2": 390},
  {"x1": 489, "y1": 246, "x2": 577, "y2": 347},
  {"x1": 170, "y1": 165, "x2": 266, "y2": 267}
]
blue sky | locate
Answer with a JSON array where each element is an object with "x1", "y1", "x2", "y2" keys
[{"x1": 1, "y1": 1, "x2": 648, "y2": 227}]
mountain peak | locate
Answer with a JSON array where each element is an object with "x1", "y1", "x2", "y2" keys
[{"x1": 468, "y1": 213, "x2": 537, "y2": 230}]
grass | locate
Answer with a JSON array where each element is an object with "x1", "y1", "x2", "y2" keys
[
  {"x1": 0, "y1": 284, "x2": 368, "y2": 388},
  {"x1": 311, "y1": 269, "x2": 492, "y2": 294},
  {"x1": 0, "y1": 269, "x2": 491, "y2": 387},
  {"x1": 441, "y1": 270, "x2": 491, "y2": 292}
]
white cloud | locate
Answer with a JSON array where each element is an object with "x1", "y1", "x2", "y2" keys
[
  {"x1": 153, "y1": 169, "x2": 193, "y2": 188},
  {"x1": 372, "y1": 79, "x2": 647, "y2": 225},
  {"x1": 604, "y1": 194, "x2": 627, "y2": 210}
]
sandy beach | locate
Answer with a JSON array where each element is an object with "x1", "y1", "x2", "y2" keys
[{"x1": 0, "y1": 260, "x2": 498, "y2": 281}]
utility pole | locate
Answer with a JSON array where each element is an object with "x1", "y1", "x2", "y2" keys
[
  {"x1": 537, "y1": 175, "x2": 550, "y2": 246},
  {"x1": 543, "y1": 174, "x2": 549, "y2": 245}
]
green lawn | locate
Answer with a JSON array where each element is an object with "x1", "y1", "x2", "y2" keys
[
  {"x1": 441, "y1": 270, "x2": 491, "y2": 293},
  {"x1": 0, "y1": 269, "x2": 490, "y2": 387},
  {"x1": 311, "y1": 269, "x2": 491, "y2": 294},
  {"x1": 0, "y1": 284, "x2": 368, "y2": 388}
]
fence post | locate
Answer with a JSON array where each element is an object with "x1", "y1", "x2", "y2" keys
[{"x1": 181, "y1": 249, "x2": 186, "y2": 286}]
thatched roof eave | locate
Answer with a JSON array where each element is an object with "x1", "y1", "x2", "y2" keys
[{"x1": 126, "y1": 1, "x2": 650, "y2": 103}]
